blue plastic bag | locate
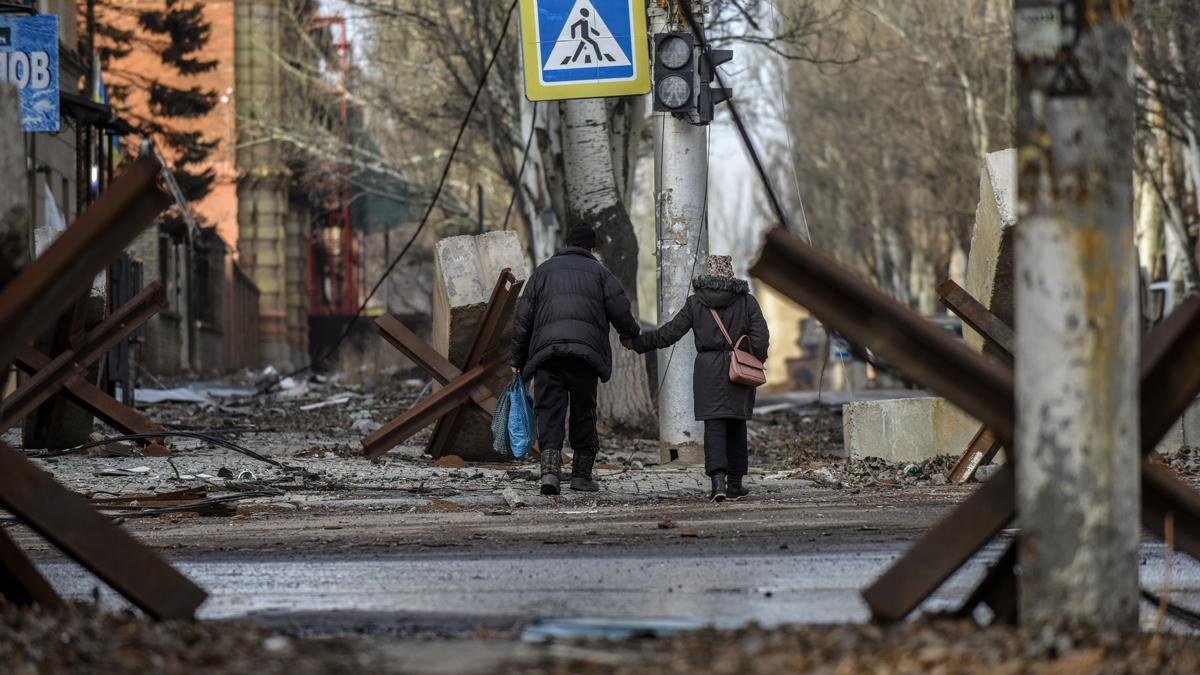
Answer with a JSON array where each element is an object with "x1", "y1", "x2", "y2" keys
[{"x1": 507, "y1": 377, "x2": 536, "y2": 459}]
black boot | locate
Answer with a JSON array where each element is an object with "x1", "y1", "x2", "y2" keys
[
  {"x1": 570, "y1": 448, "x2": 599, "y2": 492},
  {"x1": 541, "y1": 448, "x2": 561, "y2": 496},
  {"x1": 709, "y1": 472, "x2": 727, "y2": 503},
  {"x1": 727, "y1": 474, "x2": 750, "y2": 500}
]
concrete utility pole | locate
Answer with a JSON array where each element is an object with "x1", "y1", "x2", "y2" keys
[
  {"x1": 1013, "y1": 0, "x2": 1138, "y2": 629},
  {"x1": 651, "y1": 2, "x2": 707, "y2": 464}
]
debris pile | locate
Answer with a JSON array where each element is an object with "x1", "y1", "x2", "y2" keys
[
  {"x1": 523, "y1": 618, "x2": 1200, "y2": 674},
  {"x1": 4, "y1": 604, "x2": 1199, "y2": 675},
  {"x1": 750, "y1": 403, "x2": 845, "y2": 464}
]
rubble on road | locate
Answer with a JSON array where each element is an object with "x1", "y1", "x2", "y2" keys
[
  {"x1": 3, "y1": 603, "x2": 1199, "y2": 675},
  {"x1": 522, "y1": 617, "x2": 1200, "y2": 674}
]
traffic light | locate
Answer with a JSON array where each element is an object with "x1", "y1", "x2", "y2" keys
[
  {"x1": 653, "y1": 32, "x2": 694, "y2": 113},
  {"x1": 699, "y1": 48, "x2": 733, "y2": 124}
]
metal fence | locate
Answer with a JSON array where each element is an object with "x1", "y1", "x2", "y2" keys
[{"x1": 223, "y1": 257, "x2": 260, "y2": 371}]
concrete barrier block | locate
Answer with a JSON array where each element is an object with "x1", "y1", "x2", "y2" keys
[
  {"x1": 1156, "y1": 398, "x2": 1200, "y2": 456},
  {"x1": 844, "y1": 397, "x2": 979, "y2": 464},
  {"x1": 431, "y1": 231, "x2": 528, "y2": 460},
  {"x1": 965, "y1": 149, "x2": 1017, "y2": 356}
]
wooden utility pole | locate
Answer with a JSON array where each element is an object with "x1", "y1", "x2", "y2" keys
[{"x1": 1013, "y1": 0, "x2": 1138, "y2": 628}]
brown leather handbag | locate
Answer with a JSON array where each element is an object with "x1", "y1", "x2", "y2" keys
[{"x1": 709, "y1": 307, "x2": 767, "y2": 388}]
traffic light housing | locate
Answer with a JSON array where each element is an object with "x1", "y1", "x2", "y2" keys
[
  {"x1": 653, "y1": 32, "x2": 694, "y2": 113},
  {"x1": 699, "y1": 48, "x2": 733, "y2": 124}
]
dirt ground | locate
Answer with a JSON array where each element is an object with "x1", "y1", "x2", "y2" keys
[{"x1": 3, "y1": 374, "x2": 1200, "y2": 673}]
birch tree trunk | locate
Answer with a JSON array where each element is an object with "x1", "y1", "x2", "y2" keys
[{"x1": 561, "y1": 98, "x2": 654, "y2": 432}]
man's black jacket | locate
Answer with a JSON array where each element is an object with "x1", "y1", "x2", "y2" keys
[{"x1": 511, "y1": 247, "x2": 640, "y2": 382}]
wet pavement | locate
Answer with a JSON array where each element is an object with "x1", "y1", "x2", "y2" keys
[{"x1": 36, "y1": 538, "x2": 1200, "y2": 636}]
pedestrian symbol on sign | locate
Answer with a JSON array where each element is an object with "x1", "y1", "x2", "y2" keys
[
  {"x1": 562, "y1": 8, "x2": 614, "y2": 65},
  {"x1": 544, "y1": 0, "x2": 632, "y2": 72}
]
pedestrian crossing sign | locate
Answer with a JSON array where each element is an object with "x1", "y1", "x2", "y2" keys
[{"x1": 519, "y1": 0, "x2": 650, "y2": 101}]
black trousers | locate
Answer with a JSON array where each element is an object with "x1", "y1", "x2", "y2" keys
[
  {"x1": 704, "y1": 419, "x2": 748, "y2": 477},
  {"x1": 533, "y1": 357, "x2": 600, "y2": 452}
]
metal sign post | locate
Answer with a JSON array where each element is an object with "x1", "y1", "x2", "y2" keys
[{"x1": 518, "y1": 0, "x2": 650, "y2": 100}]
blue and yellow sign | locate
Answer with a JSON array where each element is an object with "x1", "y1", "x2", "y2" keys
[
  {"x1": 519, "y1": 0, "x2": 650, "y2": 101},
  {"x1": 0, "y1": 14, "x2": 59, "y2": 132}
]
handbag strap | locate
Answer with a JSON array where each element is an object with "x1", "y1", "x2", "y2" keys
[
  {"x1": 710, "y1": 306, "x2": 756, "y2": 354},
  {"x1": 709, "y1": 307, "x2": 734, "y2": 346}
]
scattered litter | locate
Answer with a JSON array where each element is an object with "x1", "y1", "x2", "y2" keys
[
  {"x1": 975, "y1": 464, "x2": 1002, "y2": 482},
  {"x1": 299, "y1": 396, "x2": 352, "y2": 411},
  {"x1": 262, "y1": 636, "x2": 292, "y2": 654},
  {"x1": 350, "y1": 418, "x2": 381, "y2": 434},
  {"x1": 86, "y1": 489, "x2": 273, "y2": 519},
  {"x1": 429, "y1": 498, "x2": 464, "y2": 511},
  {"x1": 238, "y1": 470, "x2": 256, "y2": 481},
  {"x1": 276, "y1": 380, "x2": 311, "y2": 400},
  {"x1": 811, "y1": 467, "x2": 842, "y2": 488},
  {"x1": 903, "y1": 463, "x2": 922, "y2": 478},
  {"x1": 83, "y1": 432, "x2": 135, "y2": 457},
  {"x1": 93, "y1": 466, "x2": 151, "y2": 477},
  {"x1": 131, "y1": 387, "x2": 208, "y2": 404},
  {"x1": 433, "y1": 455, "x2": 466, "y2": 468},
  {"x1": 679, "y1": 530, "x2": 703, "y2": 538},
  {"x1": 501, "y1": 487, "x2": 527, "y2": 508},
  {"x1": 349, "y1": 409, "x2": 372, "y2": 421},
  {"x1": 657, "y1": 518, "x2": 677, "y2": 529}
]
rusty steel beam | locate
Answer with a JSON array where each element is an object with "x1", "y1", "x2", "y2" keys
[
  {"x1": 363, "y1": 350, "x2": 509, "y2": 460},
  {"x1": 0, "y1": 155, "x2": 168, "y2": 371},
  {"x1": 1143, "y1": 460, "x2": 1200, "y2": 563},
  {"x1": 0, "y1": 283, "x2": 166, "y2": 434},
  {"x1": 14, "y1": 347, "x2": 165, "y2": 437},
  {"x1": 948, "y1": 426, "x2": 1004, "y2": 484},
  {"x1": 1141, "y1": 295, "x2": 1200, "y2": 445},
  {"x1": 937, "y1": 283, "x2": 1013, "y2": 483},
  {"x1": 865, "y1": 297, "x2": 1200, "y2": 622},
  {"x1": 938, "y1": 280, "x2": 1015, "y2": 358},
  {"x1": 750, "y1": 227, "x2": 1014, "y2": 446},
  {"x1": 426, "y1": 270, "x2": 522, "y2": 458},
  {"x1": 0, "y1": 442, "x2": 206, "y2": 619},
  {"x1": 374, "y1": 315, "x2": 493, "y2": 419},
  {"x1": 956, "y1": 539, "x2": 1018, "y2": 625},
  {"x1": 0, "y1": 526, "x2": 61, "y2": 608},
  {"x1": 863, "y1": 465, "x2": 1017, "y2": 621}
]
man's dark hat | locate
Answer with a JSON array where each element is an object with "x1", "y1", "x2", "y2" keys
[{"x1": 566, "y1": 222, "x2": 598, "y2": 249}]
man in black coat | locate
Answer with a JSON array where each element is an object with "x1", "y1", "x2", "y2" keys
[{"x1": 511, "y1": 223, "x2": 641, "y2": 495}]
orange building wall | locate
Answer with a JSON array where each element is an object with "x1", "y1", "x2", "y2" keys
[{"x1": 96, "y1": 0, "x2": 239, "y2": 249}]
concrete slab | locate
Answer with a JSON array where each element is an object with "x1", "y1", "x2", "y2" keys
[
  {"x1": 1155, "y1": 398, "x2": 1200, "y2": 456},
  {"x1": 964, "y1": 149, "x2": 1017, "y2": 358},
  {"x1": 843, "y1": 397, "x2": 978, "y2": 464},
  {"x1": 432, "y1": 231, "x2": 528, "y2": 460}
]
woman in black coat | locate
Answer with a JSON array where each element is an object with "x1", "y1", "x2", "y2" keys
[{"x1": 629, "y1": 256, "x2": 770, "y2": 502}]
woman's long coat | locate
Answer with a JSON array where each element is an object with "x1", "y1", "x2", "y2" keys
[{"x1": 632, "y1": 276, "x2": 770, "y2": 420}]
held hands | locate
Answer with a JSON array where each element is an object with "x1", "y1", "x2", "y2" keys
[{"x1": 620, "y1": 337, "x2": 634, "y2": 350}]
